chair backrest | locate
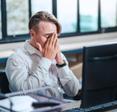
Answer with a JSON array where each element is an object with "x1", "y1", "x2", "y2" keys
[{"x1": 0, "y1": 70, "x2": 10, "y2": 93}]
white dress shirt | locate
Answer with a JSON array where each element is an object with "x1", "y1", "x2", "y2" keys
[{"x1": 5, "y1": 40, "x2": 81, "y2": 97}]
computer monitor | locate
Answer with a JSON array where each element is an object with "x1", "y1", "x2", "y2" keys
[{"x1": 81, "y1": 43, "x2": 117, "y2": 109}]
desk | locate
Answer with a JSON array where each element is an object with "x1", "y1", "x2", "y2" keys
[
  {"x1": 0, "y1": 88, "x2": 81, "y2": 112},
  {"x1": 61, "y1": 100, "x2": 81, "y2": 111}
]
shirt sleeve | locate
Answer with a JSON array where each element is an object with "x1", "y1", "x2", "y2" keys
[
  {"x1": 57, "y1": 53, "x2": 82, "y2": 97},
  {"x1": 5, "y1": 55, "x2": 52, "y2": 92}
]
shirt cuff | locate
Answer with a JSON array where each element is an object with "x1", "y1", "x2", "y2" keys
[
  {"x1": 38, "y1": 57, "x2": 52, "y2": 71},
  {"x1": 57, "y1": 65, "x2": 72, "y2": 79}
]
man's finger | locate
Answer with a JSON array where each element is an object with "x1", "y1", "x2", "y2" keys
[
  {"x1": 51, "y1": 33, "x2": 57, "y2": 48},
  {"x1": 49, "y1": 33, "x2": 55, "y2": 47}
]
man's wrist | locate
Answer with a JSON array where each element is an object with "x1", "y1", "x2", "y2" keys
[{"x1": 56, "y1": 59, "x2": 64, "y2": 65}]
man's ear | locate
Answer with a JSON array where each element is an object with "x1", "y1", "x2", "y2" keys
[{"x1": 29, "y1": 29, "x2": 35, "y2": 37}]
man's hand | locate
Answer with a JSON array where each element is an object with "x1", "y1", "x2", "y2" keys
[
  {"x1": 36, "y1": 33, "x2": 64, "y2": 62},
  {"x1": 55, "y1": 40, "x2": 64, "y2": 64},
  {"x1": 36, "y1": 42, "x2": 43, "y2": 53},
  {"x1": 36, "y1": 33, "x2": 58, "y2": 60},
  {"x1": 43, "y1": 33, "x2": 58, "y2": 59},
  {"x1": 55, "y1": 52, "x2": 64, "y2": 65}
]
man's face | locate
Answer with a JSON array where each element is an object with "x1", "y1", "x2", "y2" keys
[{"x1": 33, "y1": 21, "x2": 57, "y2": 48}]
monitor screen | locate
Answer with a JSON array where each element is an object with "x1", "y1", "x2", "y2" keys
[{"x1": 81, "y1": 43, "x2": 117, "y2": 109}]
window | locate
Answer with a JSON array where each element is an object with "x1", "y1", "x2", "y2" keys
[
  {"x1": 79, "y1": 0, "x2": 98, "y2": 32},
  {"x1": 31, "y1": 0, "x2": 52, "y2": 15},
  {"x1": 101, "y1": 0, "x2": 117, "y2": 28},
  {"x1": 0, "y1": 0, "x2": 117, "y2": 43},
  {"x1": 57, "y1": 0, "x2": 77, "y2": 33},
  {"x1": 6, "y1": 0, "x2": 29, "y2": 36}
]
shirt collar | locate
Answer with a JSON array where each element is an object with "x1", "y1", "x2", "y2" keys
[{"x1": 24, "y1": 40, "x2": 42, "y2": 56}]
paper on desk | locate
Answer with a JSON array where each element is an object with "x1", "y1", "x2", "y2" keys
[{"x1": 0, "y1": 95, "x2": 37, "y2": 112}]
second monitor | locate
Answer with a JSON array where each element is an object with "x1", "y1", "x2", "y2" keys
[{"x1": 81, "y1": 43, "x2": 117, "y2": 109}]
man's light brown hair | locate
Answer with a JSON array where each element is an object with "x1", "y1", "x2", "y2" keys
[{"x1": 29, "y1": 11, "x2": 61, "y2": 34}]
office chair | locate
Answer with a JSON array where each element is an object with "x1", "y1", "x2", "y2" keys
[{"x1": 0, "y1": 70, "x2": 10, "y2": 93}]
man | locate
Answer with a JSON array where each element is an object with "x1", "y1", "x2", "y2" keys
[{"x1": 5, "y1": 11, "x2": 81, "y2": 98}]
